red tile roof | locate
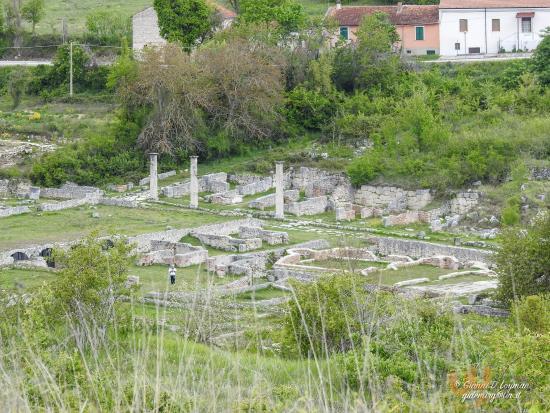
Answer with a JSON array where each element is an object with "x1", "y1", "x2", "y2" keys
[
  {"x1": 440, "y1": 0, "x2": 550, "y2": 8},
  {"x1": 326, "y1": 5, "x2": 439, "y2": 27}
]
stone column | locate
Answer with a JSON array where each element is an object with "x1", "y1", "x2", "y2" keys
[
  {"x1": 275, "y1": 161, "x2": 284, "y2": 219},
  {"x1": 189, "y1": 156, "x2": 199, "y2": 209},
  {"x1": 149, "y1": 153, "x2": 158, "y2": 200}
]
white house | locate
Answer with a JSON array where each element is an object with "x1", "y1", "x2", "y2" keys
[
  {"x1": 439, "y1": 0, "x2": 550, "y2": 56},
  {"x1": 132, "y1": 6, "x2": 237, "y2": 53}
]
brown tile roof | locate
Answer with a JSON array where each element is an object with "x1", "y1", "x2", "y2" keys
[
  {"x1": 440, "y1": 0, "x2": 550, "y2": 8},
  {"x1": 326, "y1": 5, "x2": 439, "y2": 27}
]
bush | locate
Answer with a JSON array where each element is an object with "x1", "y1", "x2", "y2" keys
[
  {"x1": 285, "y1": 87, "x2": 340, "y2": 131},
  {"x1": 511, "y1": 295, "x2": 550, "y2": 334},
  {"x1": 495, "y1": 212, "x2": 550, "y2": 305},
  {"x1": 283, "y1": 274, "x2": 372, "y2": 357}
]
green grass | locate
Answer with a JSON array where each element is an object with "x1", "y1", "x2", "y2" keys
[
  {"x1": 364, "y1": 265, "x2": 457, "y2": 285},
  {"x1": 34, "y1": 0, "x2": 153, "y2": 35},
  {"x1": 0, "y1": 204, "x2": 228, "y2": 250},
  {"x1": 0, "y1": 267, "x2": 56, "y2": 291},
  {"x1": 234, "y1": 285, "x2": 288, "y2": 301},
  {"x1": 130, "y1": 263, "x2": 241, "y2": 292}
]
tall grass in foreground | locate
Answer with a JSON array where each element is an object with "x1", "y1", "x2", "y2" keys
[{"x1": 0, "y1": 236, "x2": 547, "y2": 411}]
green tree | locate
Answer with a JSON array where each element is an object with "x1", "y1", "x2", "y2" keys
[
  {"x1": 495, "y1": 212, "x2": 550, "y2": 305},
  {"x1": 355, "y1": 12, "x2": 401, "y2": 90},
  {"x1": 50, "y1": 43, "x2": 90, "y2": 87},
  {"x1": 47, "y1": 235, "x2": 132, "y2": 348},
  {"x1": 153, "y1": 0, "x2": 212, "y2": 50},
  {"x1": 7, "y1": 69, "x2": 27, "y2": 108},
  {"x1": 239, "y1": 0, "x2": 306, "y2": 35},
  {"x1": 531, "y1": 27, "x2": 550, "y2": 86},
  {"x1": 21, "y1": 0, "x2": 44, "y2": 34},
  {"x1": 85, "y1": 10, "x2": 130, "y2": 45}
]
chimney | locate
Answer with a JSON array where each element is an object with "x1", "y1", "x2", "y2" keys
[
  {"x1": 397, "y1": 2, "x2": 403, "y2": 13},
  {"x1": 336, "y1": 0, "x2": 342, "y2": 10}
]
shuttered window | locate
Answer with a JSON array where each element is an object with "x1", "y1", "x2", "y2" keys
[
  {"x1": 415, "y1": 26, "x2": 425, "y2": 41},
  {"x1": 339, "y1": 27, "x2": 349, "y2": 40},
  {"x1": 492, "y1": 19, "x2": 500, "y2": 32},
  {"x1": 459, "y1": 19, "x2": 468, "y2": 32}
]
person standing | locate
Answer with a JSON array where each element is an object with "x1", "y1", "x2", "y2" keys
[{"x1": 169, "y1": 264, "x2": 176, "y2": 285}]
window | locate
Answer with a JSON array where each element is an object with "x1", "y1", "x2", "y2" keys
[
  {"x1": 415, "y1": 26, "x2": 425, "y2": 41},
  {"x1": 427, "y1": 50, "x2": 436, "y2": 55},
  {"x1": 521, "y1": 17, "x2": 532, "y2": 33},
  {"x1": 469, "y1": 47, "x2": 481, "y2": 54},
  {"x1": 459, "y1": 19, "x2": 468, "y2": 32},
  {"x1": 492, "y1": 19, "x2": 500, "y2": 32},
  {"x1": 339, "y1": 26, "x2": 349, "y2": 40},
  {"x1": 455, "y1": 42, "x2": 461, "y2": 51}
]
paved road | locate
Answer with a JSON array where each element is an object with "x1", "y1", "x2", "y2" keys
[
  {"x1": 0, "y1": 60, "x2": 52, "y2": 67},
  {"x1": 426, "y1": 53, "x2": 532, "y2": 64}
]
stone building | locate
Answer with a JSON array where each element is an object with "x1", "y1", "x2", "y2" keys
[{"x1": 132, "y1": 5, "x2": 237, "y2": 53}]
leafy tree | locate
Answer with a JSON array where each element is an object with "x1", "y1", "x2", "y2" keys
[
  {"x1": 239, "y1": 0, "x2": 306, "y2": 35},
  {"x1": 355, "y1": 12, "x2": 401, "y2": 90},
  {"x1": 46, "y1": 235, "x2": 132, "y2": 348},
  {"x1": 531, "y1": 27, "x2": 550, "y2": 86},
  {"x1": 107, "y1": 38, "x2": 137, "y2": 91},
  {"x1": 153, "y1": 0, "x2": 212, "y2": 50},
  {"x1": 124, "y1": 39, "x2": 286, "y2": 155},
  {"x1": 85, "y1": 10, "x2": 130, "y2": 45},
  {"x1": 21, "y1": 0, "x2": 43, "y2": 35},
  {"x1": 7, "y1": 69, "x2": 26, "y2": 107},
  {"x1": 50, "y1": 43, "x2": 90, "y2": 87},
  {"x1": 495, "y1": 212, "x2": 550, "y2": 305}
]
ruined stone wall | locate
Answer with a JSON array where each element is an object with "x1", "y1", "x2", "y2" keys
[
  {"x1": 366, "y1": 236, "x2": 493, "y2": 263},
  {"x1": 290, "y1": 167, "x2": 354, "y2": 204},
  {"x1": 449, "y1": 192, "x2": 480, "y2": 215},
  {"x1": 0, "y1": 179, "x2": 31, "y2": 198},
  {"x1": 285, "y1": 196, "x2": 329, "y2": 216},
  {"x1": 0, "y1": 205, "x2": 31, "y2": 218},
  {"x1": 128, "y1": 229, "x2": 191, "y2": 253},
  {"x1": 41, "y1": 183, "x2": 103, "y2": 200},
  {"x1": 98, "y1": 197, "x2": 139, "y2": 208},
  {"x1": 237, "y1": 177, "x2": 273, "y2": 196},
  {"x1": 38, "y1": 196, "x2": 98, "y2": 212},
  {"x1": 531, "y1": 167, "x2": 550, "y2": 180},
  {"x1": 355, "y1": 186, "x2": 432, "y2": 212},
  {"x1": 239, "y1": 226, "x2": 289, "y2": 245},
  {"x1": 248, "y1": 190, "x2": 299, "y2": 210},
  {"x1": 139, "y1": 170, "x2": 176, "y2": 186},
  {"x1": 161, "y1": 173, "x2": 228, "y2": 198}
]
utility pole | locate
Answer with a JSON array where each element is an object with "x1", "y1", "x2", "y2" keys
[{"x1": 69, "y1": 41, "x2": 73, "y2": 97}]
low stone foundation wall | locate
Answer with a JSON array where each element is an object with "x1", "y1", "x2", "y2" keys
[
  {"x1": 128, "y1": 229, "x2": 191, "y2": 253},
  {"x1": 139, "y1": 170, "x2": 176, "y2": 186},
  {"x1": 366, "y1": 236, "x2": 493, "y2": 263},
  {"x1": 195, "y1": 233, "x2": 262, "y2": 252},
  {"x1": 248, "y1": 190, "x2": 299, "y2": 210},
  {"x1": 206, "y1": 190, "x2": 242, "y2": 205},
  {"x1": 98, "y1": 197, "x2": 139, "y2": 208},
  {"x1": 531, "y1": 167, "x2": 550, "y2": 180},
  {"x1": 162, "y1": 173, "x2": 228, "y2": 198},
  {"x1": 237, "y1": 177, "x2": 272, "y2": 196},
  {"x1": 41, "y1": 183, "x2": 103, "y2": 200},
  {"x1": 239, "y1": 226, "x2": 289, "y2": 245},
  {"x1": 137, "y1": 241, "x2": 207, "y2": 267},
  {"x1": 38, "y1": 196, "x2": 97, "y2": 212},
  {"x1": 0, "y1": 205, "x2": 31, "y2": 218},
  {"x1": 285, "y1": 196, "x2": 328, "y2": 216}
]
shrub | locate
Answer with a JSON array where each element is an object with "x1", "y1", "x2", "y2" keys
[
  {"x1": 511, "y1": 295, "x2": 550, "y2": 334},
  {"x1": 285, "y1": 86, "x2": 340, "y2": 130},
  {"x1": 495, "y1": 212, "x2": 550, "y2": 305},
  {"x1": 283, "y1": 274, "x2": 372, "y2": 357}
]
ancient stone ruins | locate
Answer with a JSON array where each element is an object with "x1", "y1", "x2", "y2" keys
[{"x1": 2, "y1": 155, "x2": 532, "y2": 317}]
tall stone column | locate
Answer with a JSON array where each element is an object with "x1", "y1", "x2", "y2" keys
[
  {"x1": 149, "y1": 153, "x2": 158, "y2": 200},
  {"x1": 275, "y1": 161, "x2": 284, "y2": 219},
  {"x1": 189, "y1": 156, "x2": 199, "y2": 209}
]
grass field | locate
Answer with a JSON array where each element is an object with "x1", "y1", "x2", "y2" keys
[
  {"x1": 30, "y1": 0, "x2": 380, "y2": 36},
  {"x1": 0, "y1": 204, "x2": 228, "y2": 250}
]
